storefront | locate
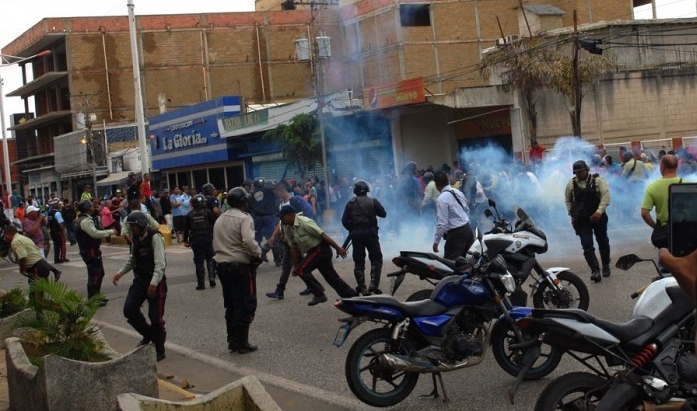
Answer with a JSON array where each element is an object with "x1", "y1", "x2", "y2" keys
[{"x1": 149, "y1": 96, "x2": 245, "y2": 192}]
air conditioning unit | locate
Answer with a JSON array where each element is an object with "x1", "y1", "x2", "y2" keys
[
  {"x1": 505, "y1": 34, "x2": 520, "y2": 43},
  {"x1": 495, "y1": 38, "x2": 506, "y2": 47}
]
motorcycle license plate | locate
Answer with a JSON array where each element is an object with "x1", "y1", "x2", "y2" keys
[{"x1": 333, "y1": 322, "x2": 351, "y2": 347}]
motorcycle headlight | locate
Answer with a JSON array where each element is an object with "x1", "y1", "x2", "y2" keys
[{"x1": 500, "y1": 272, "x2": 517, "y2": 294}]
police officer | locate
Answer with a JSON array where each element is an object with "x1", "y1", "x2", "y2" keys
[
  {"x1": 75, "y1": 199, "x2": 115, "y2": 303},
  {"x1": 47, "y1": 201, "x2": 69, "y2": 264},
  {"x1": 341, "y1": 180, "x2": 387, "y2": 295},
  {"x1": 201, "y1": 183, "x2": 221, "y2": 217},
  {"x1": 212, "y1": 187, "x2": 262, "y2": 354},
  {"x1": 112, "y1": 211, "x2": 168, "y2": 361},
  {"x1": 183, "y1": 194, "x2": 217, "y2": 290},
  {"x1": 565, "y1": 160, "x2": 612, "y2": 283},
  {"x1": 250, "y1": 177, "x2": 281, "y2": 265}
]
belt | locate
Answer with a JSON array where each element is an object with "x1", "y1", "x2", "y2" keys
[
  {"x1": 448, "y1": 223, "x2": 470, "y2": 232},
  {"x1": 215, "y1": 261, "x2": 250, "y2": 268}
]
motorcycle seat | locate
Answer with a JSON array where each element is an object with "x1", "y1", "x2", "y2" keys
[
  {"x1": 349, "y1": 295, "x2": 447, "y2": 317},
  {"x1": 533, "y1": 309, "x2": 654, "y2": 342}
]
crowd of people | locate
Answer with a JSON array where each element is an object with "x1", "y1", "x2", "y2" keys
[{"x1": 3, "y1": 137, "x2": 697, "y2": 362}]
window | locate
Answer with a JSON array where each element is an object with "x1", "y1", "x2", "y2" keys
[{"x1": 400, "y1": 4, "x2": 430, "y2": 27}]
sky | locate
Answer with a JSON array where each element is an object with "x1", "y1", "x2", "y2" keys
[{"x1": 0, "y1": 0, "x2": 695, "y2": 131}]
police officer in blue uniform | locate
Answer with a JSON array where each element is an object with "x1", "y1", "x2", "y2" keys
[
  {"x1": 341, "y1": 180, "x2": 387, "y2": 295},
  {"x1": 183, "y1": 194, "x2": 217, "y2": 290},
  {"x1": 250, "y1": 177, "x2": 281, "y2": 265},
  {"x1": 201, "y1": 183, "x2": 221, "y2": 218}
]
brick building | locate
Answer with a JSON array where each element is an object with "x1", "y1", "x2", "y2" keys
[{"x1": 2, "y1": 0, "x2": 693, "y2": 198}]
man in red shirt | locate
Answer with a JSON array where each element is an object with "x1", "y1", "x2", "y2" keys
[{"x1": 529, "y1": 141, "x2": 545, "y2": 168}]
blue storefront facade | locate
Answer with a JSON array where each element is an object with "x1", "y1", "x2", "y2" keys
[{"x1": 149, "y1": 96, "x2": 246, "y2": 192}]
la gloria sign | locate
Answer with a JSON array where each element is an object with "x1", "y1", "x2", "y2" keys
[{"x1": 162, "y1": 132, "x2": 208, "y2": 151}]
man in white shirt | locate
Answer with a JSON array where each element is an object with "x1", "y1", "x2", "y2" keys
[{"x1": 432, "y1": 171, "x2": 473, "y2": 260}]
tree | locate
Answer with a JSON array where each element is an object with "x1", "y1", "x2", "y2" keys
[
  {"x1": 262, "y1": 113, "x2": 322, "y2": 182},
  {"x1": 482, "y1": 36, "x2": 614, "y2": 140}
]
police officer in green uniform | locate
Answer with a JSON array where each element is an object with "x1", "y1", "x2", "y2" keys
[{"x1": 565, "y1": 160, "x2": 612, "y2": 283}]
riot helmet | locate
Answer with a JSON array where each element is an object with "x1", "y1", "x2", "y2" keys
[
  {"x1": 202, "y1": 183, "x2": 216, "y2": 195},
  {"x1": 126, "y1": 211, "x2": 148, "y2": 228},
  {"x1": 254, "y1": 177, "x2": 265, "y2": 188},
  {"x1": 192, "y1": 194, "x2": 206, "y2": 209},
  {"x1": 572, "y1": 160, "x2": 589, "y2": 174},
  {"x1": 353, "y1": 180, "x2": 370, "y2": 196},
  {"x1": 227, "y1": 187, "x2": 249, "y2": 208}
]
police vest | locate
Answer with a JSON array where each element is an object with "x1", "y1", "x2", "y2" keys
[
  {"x1": 570, "y1": 175, "x2": 601, "y2": 221},
  {"x1": 75, "y1": 215, "x2": 101, "y2": 250},
  {"x1": 132, "y1": 227, "x2": 162, "y2": 281},
  {"x1": 47, "y1": 209, "x2": 61, "y2": 232},
  {"x1": 347, "y1": 196, "x2": 377, "y2": 230},
  {"x1": 189, "y1": 209, "x2": 213, "y2": 239}
]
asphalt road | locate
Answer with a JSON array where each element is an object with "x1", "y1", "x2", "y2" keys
[{"x1": 0, "y1": 222, "x2": 660, "y2": 411}]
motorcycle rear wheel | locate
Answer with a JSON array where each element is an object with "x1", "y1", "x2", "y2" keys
[
  {"x1": 345, "y1": 327, "x2": 420, "y2": 407},
  {"x1": 534, "y1": 372, "x2": 608, "y2": 411},
  {"x1": 533, "y1": 271, "x2": 590, "y2": 311},
  {"x1": 490, "y1": 320, "x2": 562, "y2": 380}
]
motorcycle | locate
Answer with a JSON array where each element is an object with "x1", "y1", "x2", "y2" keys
[
  {"x1": 388, "y1": 199, "x2": 589, "y2": 311},
  {"x1": 522, "y1": 254, "x2": 696, "y2": 411},
  {"x1": 333, "y1": 230, "x2": 563, "y2": 407}
]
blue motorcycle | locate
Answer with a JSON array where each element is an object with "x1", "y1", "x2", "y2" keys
[{"x1": 333, "y1": 232, "x2": 563, "y2": 407}]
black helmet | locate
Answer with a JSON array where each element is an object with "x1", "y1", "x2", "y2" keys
[
  {"x1": 353, "y1": 180, "x2": 370, "y2": 195},
  {"x1": 254, "y1": 177, "x2": 265, "y2": 188},
  {"x1": 77, "y1": 199, "x2": 93, "y2": 213},
  {"x1": 227, "y1": 187, "x2": 249, "y2": 208},
  {"x1": 192, "y1": 194, "x2": 206, "y2": 209},
  {"x1": 202, "y1": 183, "x2": 216, "y2": 195},
  {"x1": 126, "y1": 211, "x2": 148, "y2": 228},
  {"x1": 572, "y1": 160, "x2": 589, "y2": 173}
]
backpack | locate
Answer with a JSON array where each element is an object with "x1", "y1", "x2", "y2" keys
[{"x1": 293, "y1": 194, "x2": 315, "y2": 217}]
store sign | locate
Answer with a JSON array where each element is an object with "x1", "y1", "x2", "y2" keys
[
  {"x1": 363, "y1": 77, "x2": 426, "y2": 110},
  {"x1": 162, "y1": 131, "x2": 208, "y2": 151},
  {"x1": 220, "y1": 110, "x2": 269, "y2": 133}
]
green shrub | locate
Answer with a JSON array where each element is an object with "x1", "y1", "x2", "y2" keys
[{"x1": 0, "y1": 288, "x2": 28, "y2": 318}]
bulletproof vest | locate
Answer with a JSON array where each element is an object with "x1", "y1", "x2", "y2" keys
[
  {"x1": 75, "y1": 215, "x2": 101, "y2": 250},
  {"x1": 189, "y1": 209, "x2": 213, "y2": 239},
  {"x1": 570, "y1": 175, "x2": 601, "y2": 221},
  {"x1": 205, "y1": 195, "x2": 220, "y2": 212},
  {"x1": 131, "y1": 227, "x2": 161, "y2": 281},
  {"x1": 348, "y1": 196, "x2": 377, "y2": 230},
  {"x1": 251, "y1": 187, "x2": 277, "y2": 215},
  {"x1": 47, "y1": 209, "x2": 61, "y2": 232}
]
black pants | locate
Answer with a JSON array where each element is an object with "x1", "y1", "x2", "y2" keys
[
  {"x1": 79, "y1": 246, "x2": 106, "y2": 298},
  {"x1": 28, "y1": 259, "x2": 52, "y2": 282},
  {"x1": 217, "y1": 262, "x2": 257, "y2": 347},
  {"x1": 191, "y1": 235, "x2": 215, "y2": 283},
  {"x1": 296, "y1": 243, "x2": 358, "y2": 298},
  {"x1": 123, "y1": 276, "x2": 168, "y2": 354},
  {"x1": 351, "y1": 229, "x2": 383, "y2": 272},
  {"x1": 275, "y1": 242, "x2": 316, "y2": 293},
  {"x1": 444, "y1": 223, "x2": 474, "y2": 261},
  {"x1": 50, "y1": 230, "x2": 67, "y2": 263}
]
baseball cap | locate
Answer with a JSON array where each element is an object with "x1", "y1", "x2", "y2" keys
[
  {"x1": 26, "y1": 206, "x2": 40, "y2": 213},
  {"x1": 277, "y1": 204, "x2": 297, "y2": 219}
]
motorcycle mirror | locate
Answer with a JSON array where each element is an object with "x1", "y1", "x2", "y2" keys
[
  {"x1": 615, "y1": 254, "x2": 642, "y2": 270},
  {"x1": 484, "y1": 209, "x2": 493, "y2": 218},
  {"x1": 488, "y1": 198, "x2": 496, "y2": 208}
]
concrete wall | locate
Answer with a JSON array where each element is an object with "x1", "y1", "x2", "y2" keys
[{"x1": 397, "y1": 107, "x2": 457, "y2": 171}]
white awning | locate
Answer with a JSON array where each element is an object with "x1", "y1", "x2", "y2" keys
[{"x1": 96, "y1": 171, "x2": 131, "y2": 187}]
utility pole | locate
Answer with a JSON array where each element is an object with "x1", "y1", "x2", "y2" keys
[
  {"x1": 572, "y1": 10, "x2": 581, "y2": 138},
  {"x1": 128, "y1": 0, "x2": 150, "y2": 176}
]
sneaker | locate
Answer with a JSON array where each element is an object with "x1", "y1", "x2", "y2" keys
[
  {"x1": 308, "y1": 295, "x2": 328, "y2": 306},
  {"x1": 265, "y1": 290, "x2": 284, "y2": 300},
  {"x1": 590, "y1": 271, "x2": 602, "y2": 283},
  {"x1": 602, "y1": 267, "x2": 611, "y2": 278},
  {"x1": 299, "y1": 288, "x2": 313, "y2": 296}
]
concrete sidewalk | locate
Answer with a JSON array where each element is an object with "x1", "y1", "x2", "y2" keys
[{"x1": 99, "y1": 324, "x2": 361, "y2": 411}]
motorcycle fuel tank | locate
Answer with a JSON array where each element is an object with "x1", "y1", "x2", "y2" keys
[
  {"x1": 432, "y1": 276, "x2": 492, "y2": 307},
  {"x1": 632, "y1": 277, "x2": 678, "y2": 320}
]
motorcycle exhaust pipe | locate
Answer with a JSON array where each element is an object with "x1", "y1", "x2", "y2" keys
[
  {"x1": 638, "y1": 401, "x2": 687, "y2": 411},
  {"x1": 379, "y1": 353, "x2": 486, "y2": 373}
]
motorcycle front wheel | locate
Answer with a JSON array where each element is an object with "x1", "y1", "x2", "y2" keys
[
  {"x1": 345, "y1": 327, "x2": 420, "y2": 407},
  {"x1": 533, "y1": 271, "x2": 590, "y2": 311},
  {"x1": 534, "y1": 372, "x2": 608, "y2": 411},
  {"x1": 490, "y1": 319, "x2": 562, "y2": 380}
]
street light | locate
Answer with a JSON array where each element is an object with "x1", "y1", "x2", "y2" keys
[{"x1": 0, "y1": 50, "x2": 52, "y2": 213}]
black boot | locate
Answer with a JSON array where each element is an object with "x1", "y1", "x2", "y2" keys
[
  {"x1": 354, "y1": 269, "x2": 368, "y2": 296},
  {"x1": 195, "y1": 265, "x2": 206, "y2": 290},
  {"x1": 599, "y1": 245, "x2": 611, "y2": 277},
  {"x1": 226, "y1": 318, "x2": 239, "y2": 352},
  {"x1": 583, "y1": 250, "x2": 601, "y2": 283},
  {"x1": 151, "y1": 327, "x2": 166, "y2": 361},
  {"x1": 207, "y1": 260, "x2": 217, "y2": 287},
  {"x1": 128, "y1": 318, "x2": 152, "y2": 347},
  {"x1": 369, "y1": 266, "x2": 383, "y2": 294},
  {"x1": 237, "y1": 325, "x2": 258, "y2": 354}
]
